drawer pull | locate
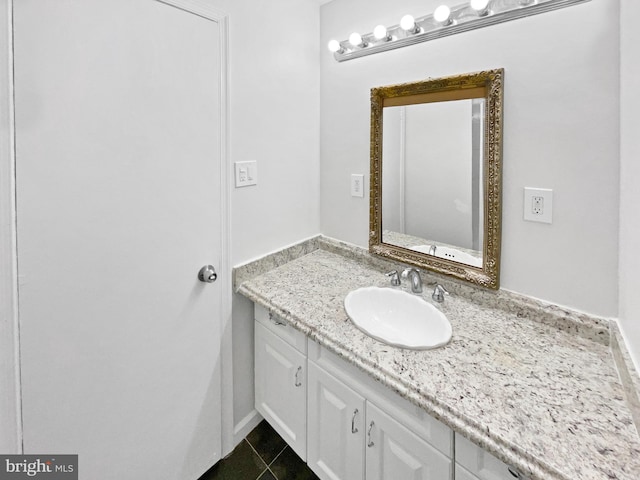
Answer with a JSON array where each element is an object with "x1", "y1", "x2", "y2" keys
[
  {"x1": 294, "y1": 366, "x2": 303, "y2": 387},
  {"x1": 508, "y1": 466, "x2": 522, "y2": 478},
  {"x1": 269, "y1": 312, "x2": 285, "y2": 326},
  {"x1": 351, "y1": 409, "x2": 359, "y2": 434},
  {"x1": 367, "y1": 420, "x2": 375, "y2": 447}
]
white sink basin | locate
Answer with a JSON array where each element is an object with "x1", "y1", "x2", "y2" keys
[
  {"x1": 344, "y1": 287, "x2": 452, "y2": 350},
  {"x1": 412, "y1": 244, "x2": 483, "y2": 268}
]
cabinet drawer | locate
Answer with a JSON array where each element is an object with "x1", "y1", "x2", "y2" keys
[
  {"x1": 255, "y1": 303, "x2": 307, "y2": 354},
  {"x1": 309, "y1": 341, "x2": 452, "y2": 458},
  {"x1": 455, "y1": 434, "x2": 528, "y2": 480}
]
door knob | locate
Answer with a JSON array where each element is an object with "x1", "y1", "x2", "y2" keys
[{"x1": 198, "y1": 265, "x2": 218, "y2": 283}]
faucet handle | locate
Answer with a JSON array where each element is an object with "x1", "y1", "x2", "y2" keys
[
  {"x1": 432, "y1": 284, "x2": 449, "y2": 303},
  {"x1": 386, "y1": 270, "x2": 401, "y2": 286},
  {"x1": 401, "y1": 267, "x2": 419, "y2": 278}
]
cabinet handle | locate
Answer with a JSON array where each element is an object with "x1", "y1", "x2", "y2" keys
[
  {"x1": 351, "y1": 409, "x2": 359, "y2": 434},
  {"x1": 507, "y1": 467, "x2": 522, "y2": 478},
  {"x1": 367, "y1": 420, "x2": 375, "y2": 447},
  {"x1": 269, "y1": 312, "x2": 285, "y2": 326},
  {"x1": 294, "y1": 366, "x2": 302, "y2": 387}
]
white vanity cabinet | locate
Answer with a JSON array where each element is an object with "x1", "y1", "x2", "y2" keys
[
  {"x1": 307, "y1": 360, "x2": 451, "y2": 480},
  {"x1": 365, "y1": 402, "x2": 452, "y2": 480},
  {"x1": 255, "y1": 304, "x2": 523, "y2": 480},
  {"x1": 307, "y1": 361, "x2": 366, "y2": 480},
  {"x1": 254, "y1": 314, "x2": 307, "y2": 460},
  {"x1": 455, "y1": 433, "x2": 528, "y2": 480},
  {"x1": 306, "y1": 341, "x2": 453, "y2": 480}
]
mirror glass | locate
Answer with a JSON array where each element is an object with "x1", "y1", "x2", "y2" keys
[
  {"x1": 370, "y1": 70, "x2": 504, "y2": 289},
  {"x1": 381, "y1": 98, "x2": 485, "y2": 268}
]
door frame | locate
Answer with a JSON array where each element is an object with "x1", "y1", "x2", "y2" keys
[
  {"x1": 0, "y1": 0, "x2": 234, "y2": 458},
  {"x1": 0, "y1": 0, "x2": 21, "y2": 456}
]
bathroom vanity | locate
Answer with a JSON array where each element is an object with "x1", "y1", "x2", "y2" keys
[
  {"x1": 234, "y1": 236, "x2": 640, "y2": 480},
  {"x1": 255, "y1": 303, "x2": 499, "y2": 479}
]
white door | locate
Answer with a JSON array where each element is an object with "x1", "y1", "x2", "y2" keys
[
  {"x1": 307, "y1": 361, "x2": 365, "y2": 480},
  {"x1": 14, "y1": 1, "x2": 224, "y2": 479},
  {"x1": 365, "y1": 403, "x2": 452, "y2": 480},
  {"x1": 254, "y1": 323, "x2": 307, "y2": 460}
]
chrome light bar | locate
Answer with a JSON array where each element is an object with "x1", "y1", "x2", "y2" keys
[{"x1": 329, "y1": 0, "x2": 591, "y2": 62}]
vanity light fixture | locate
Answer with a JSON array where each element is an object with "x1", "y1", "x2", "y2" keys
[
  {"x1": 470, "y1": 0, "x2": 491, "y2": 16},
  {"x1": 433, "y1": 5, "x2": 453, "y2": 25},
  {"x1": 327, "y1": 39, "x2": 344, "y2": 54},
  {"x1": 349, "y1": 32, "x2": 367, "y2": 47},
  {"x1": 374, "y1": 24, "x2": 392, "y2": 41},
  {"x1": 329, "y1": 0, "x2": 590, "y2": 62},
  {"x1": 400, "y1": 14, "x2": 421, "y2": 34}
]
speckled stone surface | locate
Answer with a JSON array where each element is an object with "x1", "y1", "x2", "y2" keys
[
  {"x1": 317, "y1": 236, "x2": 611, "y2": 345},
  {"x1": 234, "y1": 238, "x2": 640, "y2": 480},
  {"x1": 233, "y1": 236, "x2": 320, "y2": 288}
]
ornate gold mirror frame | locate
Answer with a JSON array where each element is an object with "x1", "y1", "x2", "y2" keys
[{"x1": 370, "y1": 69, "x2": 504, "y2": 289}]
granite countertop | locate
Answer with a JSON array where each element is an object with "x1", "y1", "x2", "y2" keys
[{"x1": 234, "y1": 236, "x2": 640, "y2": 480}]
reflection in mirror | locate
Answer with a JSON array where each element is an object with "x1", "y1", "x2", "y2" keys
[
  {"x1": 370, "y1": 69, "x2": 503, "y2": 288},
  {"x1": 381, "y1": 99, "x2": 485, "y2": 268}
]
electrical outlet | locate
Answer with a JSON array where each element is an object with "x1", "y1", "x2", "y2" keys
[
  {"x1": 351, "y1": 174, "x2": 364, "y2": 198},
  {"x1": 532, "y1": 196, "x2": 544, "y2": 215},
  {"x1": 524, "y1": 187, "x2": 553, "y2": 223}
]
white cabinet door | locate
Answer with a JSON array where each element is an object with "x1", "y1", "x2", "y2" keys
[
  {"x1": 307, "y1": 361, "x2": 366, "y2": 480},
  {"x1": 255, "y1": 322, "x2": 307, "y2": 460},
  {"x1": 456, "y1": 464, "x2": 481, "y2": 480},
  {"x1": 455, "y1": 434, "x2": 526, "y2": 480},
  {"x1": 365, "y1": 403, "x2": 452, "y2": 480}
]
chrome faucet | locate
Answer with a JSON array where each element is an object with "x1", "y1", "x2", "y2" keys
[
  {"x1": 401, "y1": 268, "x2": 423, "y2": 294},
  {"x1": 432, "y1": 284, "x2": 449, "y2": 303},
  {"x1": 428, "y1": 245, "x2": 437, "y2": 256},
  {"x1": 386, "y1": 270, "x2": 401, "y2": 286}
]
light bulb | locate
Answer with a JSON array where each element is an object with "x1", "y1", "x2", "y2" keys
[
  {"x1": 433, "y1": 5, "x2": 452, "y2": 25},
  {"x1": 373, "y1": 25, "x2": 389, "y2": 40},
  {"x1": 327, "y1": 39, "x2": 342, "y2": 53},
  {"x1": 400, "y1": 15, "x2": 417, "y2": 32},
  {"x1": 470, "y1": 0, "x2": 489, "y2": 13},
  {"x1": 349, "y1": 32, "x2": 364, "y2": 47}
]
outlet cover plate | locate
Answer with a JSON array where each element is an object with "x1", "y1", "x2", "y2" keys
[
  {"x1": 351, "y1": 174, "x2": 365, "y2": 198},
  {"x1": 524, "y1": 187, "x2": 553, "y2": 223}
]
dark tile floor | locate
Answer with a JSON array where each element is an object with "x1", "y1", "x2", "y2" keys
[{"x1": 199, "y1": 421, "x2": 320, "y2": 480}]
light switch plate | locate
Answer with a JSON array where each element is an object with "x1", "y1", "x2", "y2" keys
[
  {"x1": 235, "y1": 161, "x2": 257, "y2": 187},
  {"x1": 351, "y1": 174, "x2": 365, "y2": 198},
  {"x1": 524, "y1": 187, "x2": 553, "y2": 223}
]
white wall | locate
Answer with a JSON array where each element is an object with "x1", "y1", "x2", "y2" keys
[
  {"x1": 404, "y1": 101, "x2": 474, "y2": 248},
  {"x1": 209, "y1": 0, "x2": 321, "y2": 438},
  {"x1": 218, "y1": 0, "x2": 321, "y2": 265},
  {"x1": 321, "y1": 0, "x2": 620, "y2": 318},
  {"x1": 619, "y1": 0, "x2": 640, "y2": 369}
]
